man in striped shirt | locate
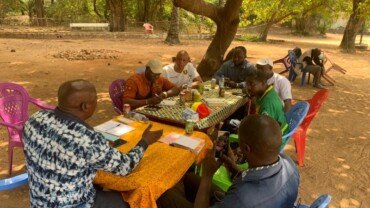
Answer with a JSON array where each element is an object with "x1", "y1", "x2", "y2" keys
[{"x1": 23, "y1": 79, "x2": 163, "y2": 208}]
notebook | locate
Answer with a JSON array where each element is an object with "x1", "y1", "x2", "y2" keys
[
  {"x1": 160, "y1": 133, "x2": 205, "y2": 154},
  {"x1": 95, "y1": 120, "x2": 135, "y2": 137}
]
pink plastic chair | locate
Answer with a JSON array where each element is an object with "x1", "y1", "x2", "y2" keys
[
  {"x1": 0, "y1": 83, "x2": 55, "y2": 175},
  {"x1": 143, "y1": 23, "x2": 154, "y2": 34},
  {"x1": 293, "y1": 89, "x2": 329, "y2": 166},
  {"x1": 108, "y1": 79, "x2": 126, "y2": 115}
]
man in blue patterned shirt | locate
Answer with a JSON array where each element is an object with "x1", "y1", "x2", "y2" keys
[{"x1": 23, "y1": 79, "x2": 163, "y2": 208}]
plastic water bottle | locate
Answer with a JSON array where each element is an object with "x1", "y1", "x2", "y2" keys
[{"x1": 219, "y1": 75, "x2": 225, "y2": 88}]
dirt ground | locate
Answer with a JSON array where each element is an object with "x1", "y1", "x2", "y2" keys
[{"x1": 0, "y1": 33, "x2": 369, "y2": 208}]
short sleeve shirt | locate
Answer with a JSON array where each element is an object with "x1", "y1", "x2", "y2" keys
[
  {"x1": 162, "y1": 63, "x2": 200, "y2": 87},
  {"x1": 123, "y1": 73, "x2": 176, "y2": 99},
  {"x1": 256, "y1": 85, "x2": 289, "y2": 134},
  {"x1": 267, "y1": 73, "x2": 293, "y2": 102}
]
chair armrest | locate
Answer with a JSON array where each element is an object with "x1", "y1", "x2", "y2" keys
[
  {"x1": 0, "y1": 121, "x2": 23, "y2": 131},
  {"x1": 29, "y1": 97, "x2": 55, "y2": 110}
]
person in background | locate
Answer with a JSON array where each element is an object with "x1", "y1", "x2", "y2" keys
[
  {"x1": 23, "y1": 79, "x2": 163, "y2": 208},
  {"x1": 256, "y1": 57, "x2": 293, "y2": 112},
  {"x1": 298, "y1": 48, "x2": 325, "y2": 89},
  {"x1": 214, "y1": 47, "x2": 256, "y2": 89},
  {"x1": 123, "y1": 59, "x2": 180, "y2": 108},
  {"x1": 157, "y1": 114, "x2": 300, "y2": 208},
  {"x1": 162, "y1": 50, "x2": 203, "y2": 88}
]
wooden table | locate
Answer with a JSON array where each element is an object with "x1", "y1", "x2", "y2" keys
[
  {"x1": 134, "y1": 83, "x2": 248, "y2": 130},
  {"x1": 94, "y1": 119, "x2": 212, "y2": 208}
]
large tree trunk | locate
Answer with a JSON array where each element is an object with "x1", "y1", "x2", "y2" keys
[
  {"x1": 34, "y1": 0, "x2": 46, "y2": 26},
  {"x1": 165, "y1": 5, "x2": 180, "y2": 44},
  {"x1": 258, "y1": 22, "x2": 274, "y2": 41},
  {"x1": 174, "y1": 0, "x2": 243, "y2": 79},
  {"x1": 340, "y1": 0, "x2": 365, "y2": 52},
  {"x1": 107, "y1": 0, "x2": 125, "y2": 31}
]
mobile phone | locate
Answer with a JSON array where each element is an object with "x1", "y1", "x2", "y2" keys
[{"x1": 215, "y1": 132, "x2": 229, "y2": 159}]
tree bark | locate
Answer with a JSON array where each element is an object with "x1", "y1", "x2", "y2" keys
[
  {"x1": 34, "y1": 0, "x2": 46, "y2": 26},
  {"x1": 340, "y1": 0, "x2": 365, "y2": 52},
  {"x1": 174, "y1": 0, "x2": 243, "y2": 79},
  {"x1": 165, "y1": 5, "x2": 180, "y2": 44},
  {"x1": 258, "y1": 22, "x2": 274, "y2": 41},
  {"x1": 107, "y1": 0, "x2": 125, "y2": 31}
]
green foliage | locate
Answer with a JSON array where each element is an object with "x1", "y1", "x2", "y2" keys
[
  {"x1": 0, "y1": 0, "x2": 25, "y2": 18},
  {"x1": 46, "y1": 0, "x2": 102, "y2": 23}
]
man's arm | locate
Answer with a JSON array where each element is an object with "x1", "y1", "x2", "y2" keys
[
  {"x1": 122, "y1": 78, "x2": 162, "y2": 108},
  {"x1": 213, "y1": 63, "x2": 228, "y2": 82},
  {"x1": 284, "y1": 99, "x2": 292, "y2": 113},
  {"x1": 161, "y1": 78, "x2": 180, "y2": 98},
  {"x1": 89, "y1": 124, "x2": 163, "y2": 176},
  {"x1": 194, "y1": 152, "x2": 221, "y2": 208}
]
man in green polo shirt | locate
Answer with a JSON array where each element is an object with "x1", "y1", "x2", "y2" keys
[{"x1": 245, "y1": 70, "x2": 289, "y2": 135}]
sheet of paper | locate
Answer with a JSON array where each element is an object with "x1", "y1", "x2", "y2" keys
[
  {"x1": 95, "y1": 120, "x2": 135, "y2": 136},
  {"x1": 161, "y1": 100, "x2": 177, "y2": 106},
  {"x1": 176, "y1": 135, "x2": 201, "y2": 150},
  {"x1": 204, "y1": 98, "x2": 225, "y2": 104}
]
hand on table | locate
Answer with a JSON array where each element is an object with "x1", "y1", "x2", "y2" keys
[
  {"x1": 141, "y1": 124, "x2": 163, "y2": 146},
  {"x1": 227, "y1": 81, "x2": 237, "y2": 88},
  {"x1": 147, "y1": 95, "x2": 162, "y2": 105}
]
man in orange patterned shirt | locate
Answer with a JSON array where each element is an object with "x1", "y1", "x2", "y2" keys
[{"x1": 123, "y1": 59, "x2": 180, "y2": 108}]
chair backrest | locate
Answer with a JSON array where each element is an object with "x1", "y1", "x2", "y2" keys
[
  {"x1": 0, "y1": 83, "x2": 31, "y2": 137},
  {"x1": 108, "y1": 79, "x2": 126, "y2": 114},
  {"x1": 281, "y1": 101, "x2": 310, "y2": 150},
  {"x1": 0, "y1": 173, "x2": 28, "y2": 191},
  {"x1": 300, "y1": 89, "x2": 329, "y2": 132}
]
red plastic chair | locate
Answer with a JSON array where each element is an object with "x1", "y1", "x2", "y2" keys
[
  {"x1": 293, "y1": 89, "x2": 329, "y2": 166},
  {"x1": 0, "y1": 83, "x2": 55, "y2": 175},
  {"x1": 108, "y1": 79, "x2": 126, "y2": 115},
  {"x1": 273, "y1": 54, "x2": 291, "y2": 75}
]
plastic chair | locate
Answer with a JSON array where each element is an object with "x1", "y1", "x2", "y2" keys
[
  {"x1": 293, "y1": 89, "x2": 329, "y2": 166},
  {"x1": 108, "y1": 79, "x2": 126, "y2": 115},
  {"x1": 296, "y1": 194, "x2": 332, "y2": 208},
  {"x1": 0, "y1": 83, "x2": 55, "y2": 175},
  {"x1": 0, "y1": 173, "x2": 28, "y2": 191},
  {"x1": 143, "y1": 23, "x2": 154, "y2": 34},
  {"x1": 273, "y1": 51, "x2": 297, "y2": 82},
  {"x1": 280, "y1": 101, "x2": 310, "y2": 152}
]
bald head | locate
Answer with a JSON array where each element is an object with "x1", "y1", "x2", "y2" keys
[
  {"x1": 58, "y1": 80, "x2": 97, "y2": 120},
  {"x1": 238, "y1": 114, "x2": 282, "y2": 161}
]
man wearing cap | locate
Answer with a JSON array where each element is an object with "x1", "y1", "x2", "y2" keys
[
  {"x1": 123, "y1": 59, "x2": 180, "y2": 108},
  {"x1": 256, "y1": 57, "x2": 292, "y2": 112}
]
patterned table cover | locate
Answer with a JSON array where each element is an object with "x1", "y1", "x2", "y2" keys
[{"x1": 134, "y1": 83, "x2": 248, "y2": 129}]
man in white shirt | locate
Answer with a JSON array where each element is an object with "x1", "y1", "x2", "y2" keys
[
  {"x1": 256, "y1": 57, "x2": 292, "y2": 112},
  {"x1": 162, "y1": 50, "x2": 203, "y2": 88}
]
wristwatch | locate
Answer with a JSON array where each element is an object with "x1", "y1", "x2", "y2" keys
[{"x1": 163, "y1": 92, "x2": 168, "y2": 98}]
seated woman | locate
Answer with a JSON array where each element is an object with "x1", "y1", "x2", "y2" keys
[{"x1": 162, "y1": 50, "x2": 203, "y2": 89}]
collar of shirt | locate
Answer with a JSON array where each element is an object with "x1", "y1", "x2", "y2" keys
[
  {"x1": 241, "y1": 156, "x2": 282, "y2": 182},
  {"x1": 54, "y1": 107, "x2": 93, "y2": 130},
  {"x1": 259, "y1": 85, "x2": 274, "y2": 101}
]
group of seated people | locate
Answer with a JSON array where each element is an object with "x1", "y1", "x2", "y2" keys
[{"x1": 22, "y1": 46, "x2": 303, "y2": 207}]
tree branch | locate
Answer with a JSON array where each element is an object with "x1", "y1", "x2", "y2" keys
[{"x1": 173, "y1": 0, "x2": 219, "y2": 22}]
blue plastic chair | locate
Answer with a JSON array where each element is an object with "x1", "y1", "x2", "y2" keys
[
  {"x1": 280, "y1": 101, "x2": 310, "y2": 152},
  {"x1": 296, "y1": 194, "x2": 332, "y2": 208},
  {"x1": 0, "y1": 173, "x2": 28, "y2": 191}
]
